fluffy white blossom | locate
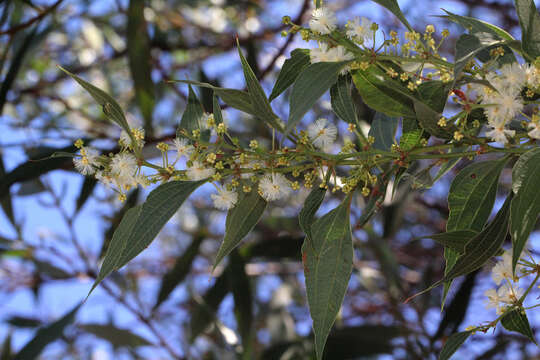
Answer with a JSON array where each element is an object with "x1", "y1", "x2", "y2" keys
[
  {"x1": 484, "y1": 288, "x2": 502, "y2": 313},
  {"x1": 74, "y1": 147, "x2": 99, "y2": 175},
  {"x1": 211, "y1": 187, "x2": 238, "y2": 210},
  {"x1": 346, "y1": 17, "x2": 375, "y2": 44},
  {"x1": 500, "y1": 63, "x2": 527, "y2": 93},
  {"x1": 307, "y1": 118, "x2": 337, "y2": 150},
  {"x1": 498, "y1": 282, "x2": 524, "y2": 305},
  {"x1": 310, "y1": 44, "x2": 354, "y2": 64},
  {"x1": 309, "y1": 7, "x2": 337, "y2": 35},
  {"x1": 524, "y1": 63, "x2": 540, "y2": 88},
  {"x1": 258, "y1": 173, "x2": 291, "y2": 201},
  {"x1": 491, "y1": 250, "x2": 518, "y2": 285},
  {"x1": 110, "y1": 152, "x2": 139, "y2": 189},
  {"x1": 483, "y1": 89, "x2": 523, "y2": 125},
  {"x1": 485, "y1": 124, "x2": 515, "y2": 145},
  {"x1": 173, "y1": 138, "x2": 194, "y2": 159},
  {"x1": 186, "y1": 160, "x2": 215, "y2": 181},
  {"x1": 528, "y1": 121, "x2": 540, "y2": 140}
]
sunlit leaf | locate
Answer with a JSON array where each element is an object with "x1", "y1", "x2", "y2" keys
[{"x1": 269, "y1": 48, "x2": 310, "y2": 102}]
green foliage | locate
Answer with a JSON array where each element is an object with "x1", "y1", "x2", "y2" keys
[
  {"x1": 81, "y1": 324, "x2": 152, "y2": 349},
  {"x1": 214, "y1": 188, "x2": 267, "y2": 268},
  {"x1": 269, "y1": 48, "x2": 311, "y2": 102},
  {"x1": 501, "y1": 307, "x2": 536, "y2": 343},
  {"x1": 510, "y1": 148, "x2": 540, "y2": 272},
  {"x1": 330, "y1": 74, "x2": 359, "y2": 125},
  {"x1": 179, "y1": 85, "x2": 208, "y2": 140},
  {"x1": 302, "y1": 196, "x2": 353, "y2": 360},
  {"x1": 514, "y1": 0, "x2": 540, "y2": 59},
  {"x1": 369, "y1": 112, "x2": 398, "y2": 150},
  {"x1": 439, "y1": 331, "x2": 472, "y2": 360}
]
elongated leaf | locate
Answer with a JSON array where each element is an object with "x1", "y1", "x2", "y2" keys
[
  {"x1": 178, "y1": 85, "x2": 206, "y2": 139},
  {"x1": 212, "y1": 94, "x2": 223, "y2": 124},
  {"x1": 58, "y1": 66, "x2": 130, "y2": 133},
  {"x1": 155, "y1": 235, "x2": 204, "y2": 308},
  {"x1": 453, "y1": 34, "x2": 505, "y2": 85},
  {"x1": 414, "y1": 100, "x2": 454, "y2": 139},
  {"x1": 0, "y1": 155, "x2": 15, "y2": 226},
  {"x1": 6, "y1": 316, "x2": 42, "y2": 329},
  {"x1": 369, "y1": 112, "x2": 398, "y2": 150},
  {"x1": 92, "y1": 181, "x2": 204, "y2": 293},
  {"x1": 445, "y1": 194, "x2": 512, "y2": 281},
  {"x1": 399, "y1": 118, "x2": 423, "y2": 151},
  {"x1": 352, "y1": 68, "x2": 416, "y2": 118},
  {"x1": 213, "y1": 188, "x2": 267, "y2": 269},
  {"x1": 299, "y1": 186, "x2": 326, "y2": 241},
  {"x1": 14, "y1": 304, "x2": 80, "y2": 360},
  {"x1": 501, "y1": 307, "x2": 536, "y2": 343},
  {"x1": 238, "y1": 43, "x2": 283, "y2": 130},
  {"x1": 330, "y1": 74, "x2": 358, "y2": 125},
  {"x1": 447, "y1": 158, "x2": 508, "y2": 232},
  {"x1": 302, "y1": 196, "x2": 353, "y2": 360},
  {"x1": 324, "y1": 325, "x2": 403, "y2": 358},
  {"x1": 81, "y1": 324, "x2": 152, "y2": 348},
  {"x1": 439, "y1": 331, "x2": 472, "y2": 360},
  {"x1": 418, "y1": 230, "x2": 478, "y2": 254},
  {"x1": 172, "y1": 80, "x2": 255, "y2": 115},
  {"x1": 514, "y1": 0, "x2": 540, "y2": 59},
  {"x1": 1, "y1": 334, "x2": 11, "y2": 360},
  {"x1": 127, "y1": 0, "x2": 155, "y2": 134},
  {"x1": 286, "y1": 61, "x2": 349, "y2": 136},
  {"x1": 269, "y1": 48, "x2": 310, "y2": 102},
  {"x1": 510, "y1": 148, "x2": 540, "y2": 272},
  {"x1": 371, "y1": 0, "x2": 413, "y2": 32}
]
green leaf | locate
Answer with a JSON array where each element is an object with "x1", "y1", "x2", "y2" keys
[
  {"x1": 127, "y1": 0, "x2": 155, "y2": 134},
  {"x1": 447, "y1": 158, "x2": 508, "y2": 232},
  {"x1": 413, "y1": 100, "x2": 454, "y2": 139},
  {"x1": 417, "y1": 230, "x2": 478, "y2": 254},
  {"x1": 399, "y1": 118, "x2": 423, "y2": 151},
  {"x1": 370, "y1": 0, "x2": 413, "y2": 32},
  {"x1": 154, "y1": 235, "x2": 204, "y2": 308},
  {"x1": 444, "y1": 194, "x2": 512, "y2": 281},
  {"x1": 302, "y1": 196, "x2": 353, "y2": 360},
  {"x1": 212, "y1": 94, "x2": 223, "y2": 125},
  {"x1": 6, "y1": 316, "x2": 42, "y2": 329},
  {"x1": 1, "y1": 334, "x2": 11, "y2": 360},
  {"x1": 510, "y1": 148, "x2": 540, "y2": 272},
  {"x1": 14, "y1": 303, "x2": 81, "y2": 360},
  {"x1": 0, "y1": 155, "x2": 15, "y2": 226},
  {"x1": 514, "y1": 0, "x2": 540, "y2": 59},
  {"x1": 172, "y1": 80, "x2": 255, "y2": 116},
  {"x1": 352, "y1": 68, "x2": 416, "y2": 118},
  {"x1": 91, "y1": 181, "x2": 204, "y2": 294},
  {"x1": 299, "y1": 186, "x2": 326, "y2": 241},
  {"x1": 438, "y1": 331, "x2": 472, "y2": 360},
  {"x1": 238, "y1": 43, "x2": 283, "y2": 131},
  {"x1": 501, "y1": 307, "x2": 536, "y2": 343},
  {"x1": 324, "y1": 325, "x2": 403, "y2": 358},
  {"x1": 58, "y1": 66, "x2": 130, "y2": 134},
  {"x1": 178, "y1": 85, "x2": 207, "y2": 140},
  {"x1": 286, "y1": 61, "x2": 349, "y2": 136},
  {"x1": 269, "y1": 48, "x2": 310, "y2": 102},
  {"x1": 213, "y1": 188, "x2": 267, "y2": 269},
  {"x1": 330, "y1": 74, "x2": 358, "y2": 125},
  {"x1": 453, "y1": 34, "x2": 505, "y2": 85},
  {"x1": 368, "y1": 112, "x2": 398, "y2": 150},
  {"x1": 81, "y1": 323, "x2": 152, "y2": 349}
]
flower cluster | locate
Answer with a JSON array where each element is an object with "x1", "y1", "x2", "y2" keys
[{"x1": 484, "y1": 250, "x2": 525, "y2": 315}]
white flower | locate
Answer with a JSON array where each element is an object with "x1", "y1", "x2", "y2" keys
[
  {"x1": 110, "y1": 153, "x2": 138, "y2": 179},
  {"x1": 173, "y1": 138, "x2": 194, "y2": 159},
  {"x1": 186, "y1": 160, "x2": 215, "y2": 181},
  {"x1": 258, "y1": 173, "x2": 291, "y2": 201},
  {"x1": 74, "y1": 147, "x2": 99, "y2": 175},
  {"x1": 483, "y1": 89, "x2": 523, "y2": 125},
  {"x1": 498, "y1": 283, "x2": 524, "y2": 305},
  {"x1": 120, "y1": 127, "x2": 145, "y2": 148},
  {"x1": 346, "y1": 17, "x2": 374, "y2": 44},
  {"x1": 491, "y1": 250, "x2": 516, "y2": 285},
  {"x1": 528, "y1": 121, "x2": 540, "y2": 139},
  {"x1": 485, "y1": 124, "x2": 515, "y2": 145},
  {"x1": 307, "y1": 118, "x2": 337, "y2": 150},
  {"x1": 500, "y1": 63, "x2": 527, "y2": 93},
  {"x1": 239, "y1": 159, "x2": 264, "y2": 179},
  {"x1": 309, "y1": 7, "x2": 337, "y2": 35},
  {"x1": 523, "y1": 63, "x2": 540, "y2": 88},
  {"x1": 211, "y1": 187, "x2": 238, "y2": 210},
  {"x1": 310, "y1": 43, "x2": 332, "y2": 63}
]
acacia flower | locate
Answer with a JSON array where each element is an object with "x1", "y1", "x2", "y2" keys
[
  {"x1": 309, "y1": 7, "x2": 337, "y2": 35},
  {"x1": 187, "y1": 160, "x2": 215, "y2": 181},
  {"x1": 258, "y1": 173, "x2": 292, "y2": 201},
  {"x1": 211, "y1": 187, "x2": 238, "y2": 210},
  {"x1": 485, "y1": 124, "x2": 515, "y2": 145},
  {"x1": 74, "y1": 147, "x2": 99, "y2": 175},
  {"x1": 491, "y1": 250, "x2": 517, "y2": 285},
  {"x1": 500, "y1": 62, "x2": 527, "y2": 94},
  {"x1": 173, "y1": 138, "x2": 194, "y2": 159},
  {"x1": 307, "y1": 118, "x2": 337, "y2": 150},
  {"x1": 528, "y1": 121, "x2": 540, "y2": 140},
  {"x1": 346, "y1": 17, "x2": 375, "y2": 44}
]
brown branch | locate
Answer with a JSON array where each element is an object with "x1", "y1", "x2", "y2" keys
[{"x1": 0, "y1": 0, "x2": 64, "y2": 36}]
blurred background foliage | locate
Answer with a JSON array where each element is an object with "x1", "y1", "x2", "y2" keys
[{"x1": 0, "y1": 0, "x2": 538, "y2": 359}]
